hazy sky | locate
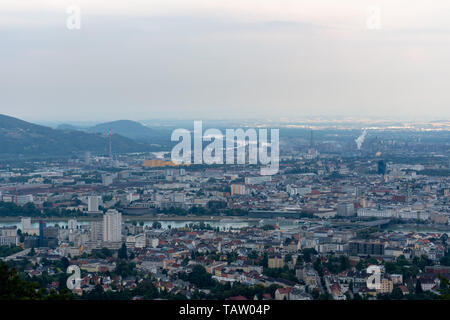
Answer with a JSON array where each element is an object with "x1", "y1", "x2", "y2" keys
[{"x1": 1, "y1": 0, "x2": 450, "y2": 122}]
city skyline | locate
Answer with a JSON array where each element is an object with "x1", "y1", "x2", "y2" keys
[{"x1": 1, "y1": 0, "x2": 450, "y2": 306}]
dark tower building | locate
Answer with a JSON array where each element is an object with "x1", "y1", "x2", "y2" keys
[{"x1": 377, "y1": 160, "x2": 386, "y2": 175}]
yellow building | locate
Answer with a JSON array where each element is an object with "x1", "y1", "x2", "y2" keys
[
  {"x1": 206, "y1": 262, "x2": 228, "y2": 274},
  {"x1": 377, "y1": 278, "x2": 393, "y2": 294},
  {"x1": 231, "y1": 184, "x2": 246, "y2": 195},
  {"x1": 143, "y1": 159, "x2": 179, "y2": 167},
  {"x1": 268, "y1": 256, "x2": 285, "y2": 269}
]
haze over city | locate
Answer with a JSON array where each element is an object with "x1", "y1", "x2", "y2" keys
[{"x1": 2, "y1": 0, "x2": 450, "y2": 122}]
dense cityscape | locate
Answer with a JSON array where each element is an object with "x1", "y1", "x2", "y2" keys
[
  {"x1": 2, "y1": 1, "x2": 450, "y2": 310},
  {"x1": 1, "y1": 118, "x2": 449, "y2": 301}
]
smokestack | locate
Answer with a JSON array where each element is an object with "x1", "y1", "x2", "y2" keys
[{"x1": 355, "y1": 130, "x2": 367, "y2": 150}]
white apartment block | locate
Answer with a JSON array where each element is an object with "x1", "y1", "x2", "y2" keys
[
  {"x1": 103, "y1": 209, "x2": 122, "y2": 242},
  {"x1": 88, "y1": 195, "x2": 101, "y2": 212},
  {"x1": 357, "y1": 208, "x2": 430, "y2": 221}
]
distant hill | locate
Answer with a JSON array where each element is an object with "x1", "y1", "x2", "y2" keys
[
  {"x1": 0, "y1": 114, "x2": 155, "y2": 158},
  {"x1": 86, "y1": 120, "x2": 156, "y2": 141},
  {"x1": 56, "y1": 123, "x2": 84, "y2": 131}
]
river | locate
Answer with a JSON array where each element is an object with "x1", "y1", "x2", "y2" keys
[{"x1": 0, "y1": 218, "x2": 302, "y2": 230}]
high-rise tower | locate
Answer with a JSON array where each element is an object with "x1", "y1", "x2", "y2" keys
[
  {"x1": 103, "y1": 209, "x2": 122, "y2": 242},
  {"x1": 109, "y1": 128, "x2": 112, "y2": 160}
]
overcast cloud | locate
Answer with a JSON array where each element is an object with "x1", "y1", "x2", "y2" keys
[{"x1": 1, "y1": 0, "x2": 450, "y2": 122}]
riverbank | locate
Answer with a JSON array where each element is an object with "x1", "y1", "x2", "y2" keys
[
  {"x1": 0, "y1": 214, "x2": 260, "y2": 223},
  {"x1": 385, "y1": 223, "x2": 450, "y2": 233}
]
